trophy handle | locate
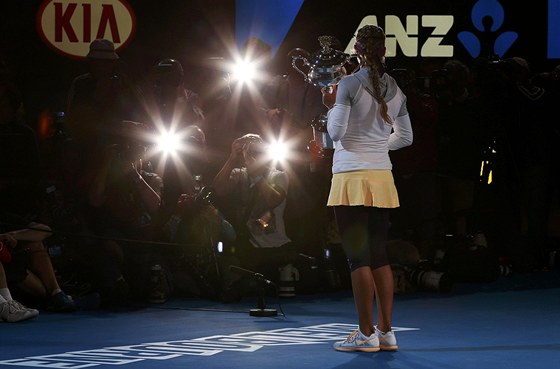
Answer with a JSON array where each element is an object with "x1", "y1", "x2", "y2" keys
[{"x1": 290, "y1": 48, "x2": 312, "y2": 81}]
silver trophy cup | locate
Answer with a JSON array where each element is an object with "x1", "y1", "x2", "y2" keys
[{"x1": 291, "y1": 35, "x2": 357, "y2": 88}]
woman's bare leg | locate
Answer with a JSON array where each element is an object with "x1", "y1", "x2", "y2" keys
[
  {"x1": 350, "y1": 266, "x2": 375, "y2": 336},
  {"x1": 372, "y1": 264, "x2": 394, "y2": 332}
]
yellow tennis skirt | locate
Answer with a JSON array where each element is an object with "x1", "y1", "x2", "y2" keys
[{"x1": 327, "y1": 170, "x2": 400, "y2": 208}]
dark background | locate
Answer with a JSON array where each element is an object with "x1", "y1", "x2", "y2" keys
[{"x1": 1, "y1": 0, "x2": 558, "y2": 128}]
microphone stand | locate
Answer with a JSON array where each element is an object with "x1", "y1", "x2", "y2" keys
[
  {"x1": 250, "y1": 279, "x2": 277, "y2": 317},
  {"x1": 229, "y1": 265, "x2": 277, "y2": 317}
]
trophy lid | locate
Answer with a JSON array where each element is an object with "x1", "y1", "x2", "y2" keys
[{"x1": 308, "y1": 36, "x2": 348, "y2": 68}]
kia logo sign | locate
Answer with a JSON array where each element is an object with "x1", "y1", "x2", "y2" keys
[{"x1": 36, "y1": 0, "x2": 136, "y2": 59}]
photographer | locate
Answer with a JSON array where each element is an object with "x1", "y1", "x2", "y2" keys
[
  {"x1": 212, "y1": 134, "x2": 295, "y2": 283},
  {"x1": 0, "y1": 80, "x2": 43, "y2": 217},
  {"x1": 145, "y1": 58, "x2": 205, "y2": 132},
  {"x1": 66, "y1": 40, "x2": 147, "y2": 172},
  {"x1": 155, "y1": 125, "x2": 234, "y2": 302},
  {"x1": 86, "y1": 120, "x2": 163, "y2": 304},
  {"x1": 493, "y1": 57, "x2": 555, "y2": 270},
  {"x1": 157, "y1": 125, "x2": 213, "y2": 216},
  {"x1": 160, "y1": 126, "x2": 233, "y2": 245},
  {"x1": 433, "y1": 59, "x2": 482, "y2": 238}
]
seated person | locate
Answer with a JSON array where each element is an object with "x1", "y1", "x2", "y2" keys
[
  {"x1": 0, "y1": 80, "x2": 75, "y2": 312},
  {"x1": 212, "y1": 134, "x2": 296, "y2": 283},
  {"x1": 1, "y1": 242, "x2": 39, "y2": 322},
  {"x1": 0, "y1": 215, "x2": 76, "y2": 312},
  {"x1": 85, "y1": 121, "x2": 163, "y2": 303}
]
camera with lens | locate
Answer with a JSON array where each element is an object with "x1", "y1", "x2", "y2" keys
[
  {"x1": 155, "y1": 58, "x2": 184, "y2": 88},
  {"x1": 193, "y1": 185, "x2": 215, "y2": 208},
  {"x1": 116, "y1": 142, "x2": 147, "y2": 163},
  {"x1": 430, "y1": 68, "x2": 449, "y2": 90},
  {"x1": 405, "y1": 260, "x2": 454, "y2": 293},
  {"x1": 110, "y1": 120, "x2": 152, "y2": 163},
  {"x1": 246, "y1": 143, "x2": 268, "y2": 161},
  {"x1": 389, "y1": 68, "x2": 414, "y2": 89},
  {"x1": 475, "y1": 56, "x2": 510, "y2": 79},
  {"x1": 485, "y1": 58, "x2": 509, "y2": 73}
]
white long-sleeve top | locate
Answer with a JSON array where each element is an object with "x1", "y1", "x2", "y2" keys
[{"x1": 327, "y1": 67, "x2": 413, "y2": 174}]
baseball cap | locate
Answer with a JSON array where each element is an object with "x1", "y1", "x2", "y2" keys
[{"x1": 86, "y1": 39, "x2": 119, "y2": 60}]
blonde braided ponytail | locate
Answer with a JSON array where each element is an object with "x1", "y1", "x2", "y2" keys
[{"x1": 355, "y1": 25, "x2": 392, "y2": 124}]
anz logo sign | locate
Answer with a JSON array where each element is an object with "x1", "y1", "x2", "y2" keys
[
  {"x1": 337, "y1": 0, "x2": 560, "y2": 60},
  {"x1": 457, "y1": 0, "x2": 519, "y2": 58},
  {"x1": 238, "y1": 0, "x2": 559, "y2": 60},
  {"x1": 344, "y1": 15, "x2": 455, "y2": 58}
]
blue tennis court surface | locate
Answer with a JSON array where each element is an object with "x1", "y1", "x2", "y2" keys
[{"x1": 2, "y1": 271, "x2": 559, "y2": 369}]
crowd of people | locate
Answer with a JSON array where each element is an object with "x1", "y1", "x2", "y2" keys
[
  {"x1": 389, "y1": 55, "x2": 560, "y2": 271},
  {"x1": 1, "y1": 31, "x2": 559, "y2": 329}
]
